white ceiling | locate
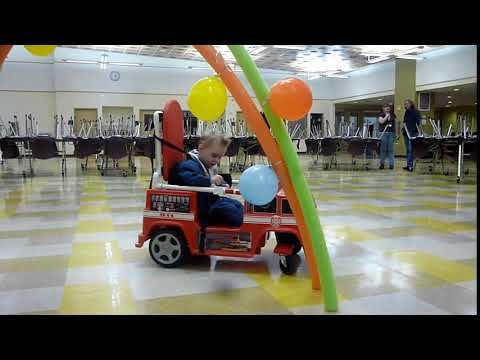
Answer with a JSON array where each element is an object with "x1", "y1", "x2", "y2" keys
[
  {"x1": 59, "y1": 45, "x2": 445, "y2": 76},
  {"x1": 430, "y1": 82, "x2": 477, "y2": 107}
]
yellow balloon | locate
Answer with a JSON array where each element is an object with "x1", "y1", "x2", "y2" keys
[
  {"x1": 24, "y1": 45, "x2": 57, "y2": 57},
  {"x1": 187, "y1": 76, "x2": 227, "y2": 122}
]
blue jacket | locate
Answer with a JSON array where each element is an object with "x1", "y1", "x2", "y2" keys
[{"x1": 172, "y1": 157, "x2": 243, "y2": 227}]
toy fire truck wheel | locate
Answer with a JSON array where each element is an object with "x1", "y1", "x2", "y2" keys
[
  {"x1": 279, "y1": 254, "x2": 300, "y2": 275},
  {"x1": 149, "y1": 229, "x2": 189, "y2": 268},
  {"x1": 275, "y1": 233, "x2": 302, "y2": 254}
]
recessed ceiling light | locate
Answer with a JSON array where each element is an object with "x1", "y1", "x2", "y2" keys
[
  {"x1": 453, "y1": 88, "x2": 460, "y2": 91},
  {"x1": 448, "y1": 101, "x2": 452, "y2": 104},
  {"x1": 353, "y1": 101, "x2": 358, "y2": 103},
  {"x1": 447, "y1": 95, "x2": 452, "y2": 98},
  {"x1": 377, "y1": 98, "x2": 383, "y2": 101},
  {"x1": 367, "y1": 56, "x2": 390, "y2": 64}
]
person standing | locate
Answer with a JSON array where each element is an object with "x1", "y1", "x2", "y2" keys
[
  {"x1": 402, "y1": 99, "x2": 422, "y2": 172},
  {"x1": 378, "y1": 104, "x2": 398, "y2": 169}
]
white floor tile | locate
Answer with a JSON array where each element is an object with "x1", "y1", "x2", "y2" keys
[
  {"x1": 335, "y1": 292, "x2": 450, "y2": 315},
  {"x1": 126, "y1": 263, "x2": 258, "y2": 301},
  {"x1": 0, "y1": 244, "x2": 72, "y2": 260},
  {"x1": 457, "y1": 280, "x2": 477, "y2": 293},
  {"x1": 0, "y1": 287, "x2": 64, "y2": 314}
]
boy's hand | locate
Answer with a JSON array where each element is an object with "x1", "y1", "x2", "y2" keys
[{"x1": 211, "y1": 175, "x2": 225, "y2": 186}]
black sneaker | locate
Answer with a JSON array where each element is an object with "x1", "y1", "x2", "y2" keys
[
  {"x1": 389, "y1": 165, "x2": 394, "y2": 170},
  {"x1": 379, "y1": 164, "x2": 385, "y2": 170},
  {"x1": 402, "y1": 166, "x2": 410, "y2": 171}
]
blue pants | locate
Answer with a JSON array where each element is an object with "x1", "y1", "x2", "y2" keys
[
  {"x1": 380, "y1": 132, "x2": 395, "y2": 167},
  {"x1": 403, "y1": 132, "x2": 414, "y2": 168},
  {"x1": 209, "y1": 197, "x2": 244, "y2": 227}
]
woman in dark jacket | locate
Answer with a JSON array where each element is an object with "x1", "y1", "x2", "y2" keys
[{"x1": 402, "y1": 99, "x2": 422, "y2": 172}]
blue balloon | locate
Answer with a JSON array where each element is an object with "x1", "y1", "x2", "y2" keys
[{"x1": 239, "y1": 165, "x2": 279, "y2": 206}]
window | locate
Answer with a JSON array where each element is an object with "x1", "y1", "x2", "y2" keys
[
  {"x1": 151, "y1": 194, "x2": 191, "y2": 213},
  {"x1": 252, "y1": 198, "x2": 277, "y2": 213},
  {"x1": 309, "y1": 113, "x2": 323, "y2": 138},
  {"x1": 288, "y1": 115, "x2": 307, "y2": 139},
  {"x1": 335, "y1": 112, "x2": 345, "y2": 135},
  {"x1": 281, "y1": 199, "x2": 293, "y2": 215}
]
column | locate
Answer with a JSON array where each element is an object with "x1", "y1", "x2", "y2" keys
[{"x1": 394, "y1": 58, "x2": 416, "y2": 155}]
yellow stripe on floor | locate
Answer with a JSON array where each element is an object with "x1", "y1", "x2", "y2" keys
[
  {"x1": 78, "y1": 204, "x2": 112, "y2": 215},
  {"x1": 405, "y1": 217, "x2": 477, "y2": 233},
  {"x1": 80, "y1": 194, "x2": 111, "y2": 203},
  {"x1": 247, "y1": 273, "x2": 346, "y2": 308},
  {"x1": 314, "y1": 193, "x2": 345, "y2": 201},
  {"x1": 386, "y1": 251, "x2": 476, "y2": 283},
  {"x1": 416, "y1": 201, "x2": 475, "y2": 210},
  {"x1": 76, "y1": 218, "x2": 115, "y2": 233},
  {"x1": 68, "y1": 241, "x2": 123, "y2": 267}
]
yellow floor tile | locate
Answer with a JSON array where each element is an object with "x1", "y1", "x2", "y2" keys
[
  {"x1": 76, "y1": 218, "x2": 114, "y2": 233},
  {"x1": 369, "y1": 226, "x2": 432, "y2": 238},
  {"x1": 68, "y1": 241, "x2": 122, "y2": 267},
  {"x1": 59, "y1": 281, "x2": 136, "y2": 315},
  {"x1": 248, "y1": 273, "x2": 346, "y2": 308},
  {"x1": 83, "y1": 184, "x2": 106, "y2": 194},
  {"x1": 416, "y1": 201, "x2": 475, "y2": 210},
  {"x1": 80, "y1": 194, "x2": 111, "y2": 203},
  {"x1": 334, "y1": 226, "x2": 380, "y2": 242},
  {"x1": 136, "y1": 287, "x2": 290, "y2": 315},
  {"x1": 405, "y1": 217, "x2": 476, "y2": 233},
  {"x1": 78, "y1": 204, "x2": 112, "y2": 215},
  {"x1": 386, "y1": 251, "x2": 476, "y2": 283}
]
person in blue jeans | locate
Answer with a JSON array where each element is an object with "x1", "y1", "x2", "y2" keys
[
  {"x1": 402, "y1": 99, "x2": 422, "y2": 172},
  {"x1": 378, "y1": 104, "x2": 398, "y2": 169}
]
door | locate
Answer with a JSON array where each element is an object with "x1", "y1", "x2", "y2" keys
[{"x1": 74, "y1": 108, "x2": 98, "y2": 137}]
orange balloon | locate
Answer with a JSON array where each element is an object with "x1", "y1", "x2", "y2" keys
[{"x1": 269, "y1": 78, "x2": 313, "y2": 121}]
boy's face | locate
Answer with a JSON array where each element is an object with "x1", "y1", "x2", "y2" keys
[{"x1": 198, "y1": 142, "x2": 227, "y2": 168}]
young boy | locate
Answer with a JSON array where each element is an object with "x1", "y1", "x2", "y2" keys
[{"x1": 172, "y1": 135, "x2": 243, "y2": 228}]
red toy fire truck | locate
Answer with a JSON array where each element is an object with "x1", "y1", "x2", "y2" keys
[{"x1": 136, "y1": 101, "x2": 303, "y2": 275}]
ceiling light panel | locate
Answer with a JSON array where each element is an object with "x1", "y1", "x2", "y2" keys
[{"x1": 59, "y1": 45, "x2": 446, "y2": 74}]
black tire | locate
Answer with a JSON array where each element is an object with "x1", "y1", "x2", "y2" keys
[
  {"x1": 149, "y1": 229, "x2": 190, "y2": 268},
  {"x1": 279, "y1": 254, "x2": 301, "y2": 275},
  {"x1": 275, "y1": 232, "x2": 302, "y2": 254}
]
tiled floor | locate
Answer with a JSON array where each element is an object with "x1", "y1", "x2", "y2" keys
[{"x1": 0, "y1": 156, "x2": 476, "y2": 315}]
